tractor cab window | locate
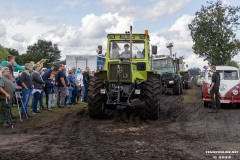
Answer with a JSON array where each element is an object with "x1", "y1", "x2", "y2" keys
[
  {"x1": 109, "y1": 41, "x2": 145, "y2": 59},
  {"x1": 152, "y1": 58, "x2": 173, "y2": 70}
]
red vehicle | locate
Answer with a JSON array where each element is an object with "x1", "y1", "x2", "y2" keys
[{"x1": 202, "y1": 66, "x2": 240, "y2": 107}]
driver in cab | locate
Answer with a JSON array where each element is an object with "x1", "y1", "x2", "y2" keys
[{"x1": 120, "y1": 44, "x2": 130, "y2": 58}]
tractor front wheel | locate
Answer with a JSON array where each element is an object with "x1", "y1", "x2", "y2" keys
[
  {"x1": 173, "y1": 80, "x2": 181, "y2": 95},
  {"x1": 142, "y1": 78, "x2": 161, "y2": 120},
  {"x1": 88, "y1": 77, "x2": 105, "y2": 118}
]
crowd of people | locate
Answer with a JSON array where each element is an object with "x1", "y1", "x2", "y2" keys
[{"x1": 0, "y1": 55, "x2": 93, "y2": 128}]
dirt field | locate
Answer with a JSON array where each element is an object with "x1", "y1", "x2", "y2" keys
[{"x1": 0, "y1": 86, "x2": 240, "y2": 160}]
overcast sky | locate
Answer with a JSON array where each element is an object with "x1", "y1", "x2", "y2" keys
[{"x1": 0, "y1": 0, "x2": 239, "y2": 69}]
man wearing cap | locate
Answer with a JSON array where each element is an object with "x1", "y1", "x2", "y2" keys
[
  {"x1": 0, "y1": 67, "x2": 15, "y2": 127},
  {"x1": 120, "y1": 44, "x2": 130, "y2": 58}
]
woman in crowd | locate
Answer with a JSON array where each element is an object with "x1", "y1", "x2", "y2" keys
[{"x1": 31, "y1": 64, "x2": 45, "y2": 114}]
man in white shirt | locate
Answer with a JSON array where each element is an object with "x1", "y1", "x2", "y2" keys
[{"x1": 120, "y1": 44, "x2": 130, "y2": 58}]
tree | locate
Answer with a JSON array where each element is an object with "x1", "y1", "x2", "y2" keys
[
  {"x1": 24, "y1": 40, "x2": 61, "y2": 67},
  {"x1": 0, "y1": 45, "x2": 9, "y2": 62},
  {"x1": 187, "y1": 67, "x2": 201, "y2": 76},
  {"x1": 225, "y1": 60, "x2": 239, "y2": 68},
  {"x1": 188, "y1": 0, "x2": 240, "y2": 65},
  {"x1": 5, "y1": 48, "x2": 24, "y2": 65}
]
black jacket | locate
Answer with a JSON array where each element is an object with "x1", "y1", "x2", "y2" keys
[{"x1": 32, "y1": 72, "x2": 45, "y2": 90}]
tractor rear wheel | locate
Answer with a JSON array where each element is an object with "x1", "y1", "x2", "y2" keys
[
  {"x1": 142, "y1": 78, "x2": 161, "y2": 120},
  {"x1": 88, "y1": 77, "x2": 105, "y2": 118},
  {"x1": 173, "y1": 80, "x2": 181, "y2": 95}
]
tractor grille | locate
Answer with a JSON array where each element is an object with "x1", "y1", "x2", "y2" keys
[
  {"x1": 109, "y1": 63, "x2": 131, "y2": 81},
  {"x1": 163, "y1": 73, "x2": 174, "y2": 80}
]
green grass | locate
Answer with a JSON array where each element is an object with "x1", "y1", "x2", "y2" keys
[{"x1": 7, "y1": 95, "x2": 87, "y2": 130}]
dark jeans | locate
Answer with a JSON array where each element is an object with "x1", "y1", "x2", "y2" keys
[
  {"x1": 83, "y1": 84, "x2": 89, "y2": 102},
  {"x1": 71, "y1": 87, "x2": 78, "y2": 104},
  {"x1": 44, "y1": 88, "x2": 49, "y2": 108},
  {"x1": 39, "y1": 91, "x2": 44, "y2": 109},
  {"x1": 21, "y1": 88, "x2": 32, "y2": 114},
  {"x1": 210, "y1": 88, "x2": 220, "y2": 108},
  {"x1": 32, "y1": 91, "x2": 41, "y2": 113}
]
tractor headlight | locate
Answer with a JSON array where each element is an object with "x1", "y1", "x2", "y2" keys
[
  {"x1": 169, "y1": 80, "x2": 174, "y2": 84},
  {"x1": 233, "y1": 89, "x2": 238, "y2": 95},
  {"x1": 100, "y1": 89, "x2": 106, "y2": 94},
  {"x1": 135, "y1": 89, "x2": 141, "y2": 94}
]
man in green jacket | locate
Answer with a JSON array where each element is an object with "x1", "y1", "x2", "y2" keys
[{"x1": 0, "y1": 67, "x2": 15, "y2": 127}]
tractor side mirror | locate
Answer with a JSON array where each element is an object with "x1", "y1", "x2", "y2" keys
[
  {"x1": 96, "y1": 45, "x2": 102, "y2": 55},
  {"x1": 152, "y1": 46, "x2": 157, "y2": 55}
]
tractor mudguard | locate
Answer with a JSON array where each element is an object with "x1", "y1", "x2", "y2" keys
[
  {"x1": 95, "y1": 70, "x2": 107, "y2": 80},
  {"x1": 147, "y1": 71, "x2": 161, "y2": 80}
]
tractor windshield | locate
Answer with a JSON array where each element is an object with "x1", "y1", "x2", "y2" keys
[
  {"x1": 109, "y1": 41, "x2": 145, "y2": 59},
  {"x1": 152, "y1": 58, "x2": 173, "y2": 70}
]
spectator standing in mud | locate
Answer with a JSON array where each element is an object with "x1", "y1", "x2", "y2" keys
[
  {"x1": 71, "y1": 66, "x2": 78, "y2": 104},
  {"x1": 55, "y1": 64, "x2": 67, "y2": 108},
  {"x1": 78, "y1": 69, "x2": 85, "y2": 102},
  {"x1": 66, "y1": 70, "x2": 75, "y2": 105},
  {"x1": 43, "y1": 67, "x2": 58, "y2": 109},
  {"x1": 38, "y1": 69, "x2": 45, "y2": 110},
  {"x1": 76, "y1": 69, "x2": 83, "y2": 103},
  {"x1": 19, "y1": 63, "x2": 33, "y2": 117},
  {"x1": 31, "y1": 64, "x2": 45, "y2": 114},
  {"x1": 0, "y1": 67, "x2": 15, "y2": 127},
  {"x1": 209, "y1": 65, "x2": 221, "y2": 112},
  {"x1": 42, "y1": 66, "x2": 58, "y2": 108},
  {"x1": 82, "y1": 67, "x2": 90, "y2": 103}
]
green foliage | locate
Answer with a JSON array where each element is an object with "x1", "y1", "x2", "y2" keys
[
  {"x1": 19, "y1": 40, "x2": 61, "y2": 67},
  {"x1": 0, "y1": 45, "x2": 10, "y2": 62},
  {"x1": 187, "y1": 67, "x2": 201, "y2": 76},
  {"x1": 225, "y1": 60, "x2": 239, "y2": 68},
  {"x1": 188, "y1": 0, "x2": 240, "y2": 65}
]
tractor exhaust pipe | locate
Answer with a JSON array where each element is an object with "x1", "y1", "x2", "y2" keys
[{"x1": 130, "y1": 26, "x2": 132, "y2": 63}]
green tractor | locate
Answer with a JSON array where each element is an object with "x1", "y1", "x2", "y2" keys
[
  {"x1": 152, "y1": 55, "x2": 183, "y2": 95},
  {"x1": 88, "y1": 27, "x2": 161, "y2": 120}
]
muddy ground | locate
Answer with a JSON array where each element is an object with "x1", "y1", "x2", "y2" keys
[{"x1": 0, "y1": 86, "x2": 240, "y2": 160}]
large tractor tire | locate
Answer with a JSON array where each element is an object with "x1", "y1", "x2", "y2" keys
[
  {"x1": 88, "y1": 77, "x2": 105, "y2": 118},
  {"x1": 180, "y1": 81, "x2": 183, "y2": 94},
  {"x1": 142, "y1": 78, "x2": 161, "y2": 120},
  {"x1": 173, "y1": 80, "x2": 181, "y2": 95}
]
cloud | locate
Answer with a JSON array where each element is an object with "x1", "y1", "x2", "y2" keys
[
  {"x1": 100, "y1": 0, "x2": 191, "y2": 20},
  {"x1": 0, "y1": 25, "x2": 6, "y2": 37},
  {"x1": 101, "y1": 0, "x2": 128, "y2": 6},
  {"x1": 151, "y1": 15, "x2": 208, "y2": 69},
  {"x1": 56, "y1": 0, "x2": 88, "y2": 11},
  {"x1": 12, "y1": 33, "x2": 26, "y2": 42},
  {"x1": 0, "y1": 10, "x2": 134, "y2": 60}
]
